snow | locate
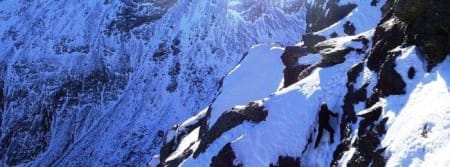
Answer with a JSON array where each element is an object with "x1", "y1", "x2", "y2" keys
[
  {"x1": 156, "y1": 0, "x2": 450, "y2": 165},
  {"x1": 154, "y1": 0, "x2": 450, "y2": 165},
  {"x1": 220, "y1": 49, "x2": 362, "y2": 166},
  {"x1": 166, "y1": 127, "x2": 201, "y2": 162},
  {"x1": 0, "y1": 0, "x2": 308, "y2": 165},
  {"x1": 298, "y1": 53, "x2": 322, "y2": 65},
  {"x1": 208, "y1": 44, "x2": 286, "y2": 127},
  {"x1": 314, "y1": 0, "x2": 384, "y2": 38},
  {"x1": 338, "y1": 147, "x2": 356, "y2": 166},
  {"x1": 181, "y1": 49, "x2": 364, "y2": 166},
  {"x1": 381, "y1": 47, "x2": 450, "y2": 166},
  {"x1": 176, "y1": 32, "x2": 367, "y2": 165},
  {"x1": 210, "y1": 37, "x2": 366, "y2": 166},
  {"x1": 181, "y1": 123, "x2": 251, "y2": 167}
]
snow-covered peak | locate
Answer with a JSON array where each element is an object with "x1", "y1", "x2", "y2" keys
[
  {"x1": 2, "y1": 0, "x2": 449, "y2": 166},
  {"x1": 0, "y1": 0, "x2": 307, "y2": 166},
  {"x1": 156, "y1": 0, "x2": 450, "y2": 166}
]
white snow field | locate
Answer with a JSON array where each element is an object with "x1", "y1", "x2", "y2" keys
[{"x1": 381, "y1": 47, "x2": 450, "y2": 167}]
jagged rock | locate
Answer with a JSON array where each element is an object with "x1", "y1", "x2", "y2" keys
[
  {"x1": 367, "y1": 14, "x2": 408, "y2": 72},
  {"x1": 371, "y1": 0, "x2": 379, "y2": 6},
  {"x1": 106, "y1": 0, "x2": 177, "y2": 36},
  {"x1": 153, "y1": 43, "x2": 171, "y2": 62},
  {"x1": 159, "y1": 102, "x2": 269, "y2": 166},
  {"x1": 408, "y1": 67, "x2": 416, "y2": 79},
  {"x1": 194, "y1": 102, "x2": 268, "y2": 157},
  {"x1": 281, "y1": 46, "x2": 311, "y2": 87},
  {"x1": 0, "y1": 0, "x2": 309, "y2": 166},
  {"x1": 332, "y1": 62, "x2": 366, "y2": 165},
  {"x1": 348, "y1": 117, "x2": 388, "y2": 166},
  {"x1": 375, "y1": 52, "x2": 406, "y2": 96},
  {"x1": 306, "y1": 0, "x2": 357, "y2": 32},
  {"x1": 357, "y1": 107, "x2": 383, "y2": 133},
  {"x1": 380, "y1": 0, "x2": 450, "y2": 70},
  {"x1": 343, "y1": 21, "x2": 356, "y2": 35},
  {"x1": 330, "y1": 32, "x2": 339, "y2": 38},
  {"x1": 270, "y1": 156, "x2": 301, "y2": 167},
  {"x1": 319, "y1": 47, "x2": 352, "y2": 67},
  {"x1": 210, "y1": 143, "x2": 242, "y2": 167},
  {"x1": 160, "y1": 107, "x2": 211, "y2": 162},
  {"x1": 302, "y1": 33, "x2": 326, "y2": 51}
]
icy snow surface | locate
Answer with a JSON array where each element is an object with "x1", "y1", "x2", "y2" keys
[
  {"x1": 381, "y1": 47, "x2": 450, "y2": 166},
  {"x1": 209, "y1": 44, "x2": 286, "y2": 127}
]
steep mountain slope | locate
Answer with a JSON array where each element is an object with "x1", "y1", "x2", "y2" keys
[
  {"x1": 0, "y1": 0, "x2": 307, "y2": 166},
  {"x1": 156, "y1": 0, "x2": 450, "y2": 166}
]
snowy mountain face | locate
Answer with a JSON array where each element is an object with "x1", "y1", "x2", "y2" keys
[
  {"x1": 0, "y1": 0, "x2": 448, "y2": 167},
  {"x1": 0, "y1": 0, "x2": 307, "y2": 166},
  {"x1": 156, "y1": 0, "x2": 450, "y2": 166}
]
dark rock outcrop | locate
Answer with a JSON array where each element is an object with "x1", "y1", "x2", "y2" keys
[
  {"x1": 270, "y1": 156, "x2": 301, "y2": 167},
  {"x1": 281, "y1": 46, "x2": 311, "y2": 87},
  {"x1": 160, "y1": 102, "x2": 268, "y2": 166},
  {"x1": 211, "y1": 143, "x2": 242, "y2": 167},
  {"x1": 367, "y1": 14, "x2": 408, "y2": 72},
  {"x1": 319, "y1": 48, "x2": 352, "y2": 67},
  {"x1": 377, "y1": 0, "x2": 450, "y2": 71},
  {"x1": 106, "y1": 0, "x2": 178, "y2": 36},
  {"x1": 331, "y1": 62, "x2": 367, "y2": 166},
  {"x1": 302, "y1": 33, "x2": 327, "y2": 51},
  {"x1": 159, "y1": 107, "x2": 211, "y2": 162},
  {"x1": 408, "y1": 67, "x2": 415, "y2": 79},
  {"x1": 194, "y1": 102, "x2": 268, "y2": 157},
  {"x1": 343, "y1": 21, "x2": 356, "y2": 35},
  {"x1": 375, "y1": 52, "x2": 406, "y2": 96},
  {"x1": 347, "y1": 117, "x2": 388, "y2": 166},
  {"x1": 306, "y1": 0, "x2": 357, "y2": 32},
  {"x1": 398, "y1": 0, "x2": 450, "y2": 70}
]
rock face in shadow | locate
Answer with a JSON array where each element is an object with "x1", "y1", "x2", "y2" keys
[
  {"x1": 106, "y1": 0, "x2": 178, "y2": 36},
  {"x1": 302, "y1": 34, "x2": 327, "y2": 50},
  {"x1": 367, "y1": 14, "x2": 408, "y2": 72},
  {"x1": 306, "y1": 0, "x2": 357, "y2": 32},
  {"x1": 281, "y1": 46, "x2": 311, "y2": 88},
  {"x1": 0, "y1": 69, "x2": 126, "y2": 166},
  {"x1": 270, "y1": 156, "x2": 301, "y2": 167},
  {"x1": 392, "y1": 0, "x2": 450, "y2": 70},
  {"x1": 343, "y1": 21, "x2": 356, "y2": 35},
  {"x1": 211, "y1": 143, "x2": 242, "y2": 167},
  {"x1": 376, "y1": 0, "x2": 450, "y2": 71},
  {"x1": 375, "y1": 52, "x2": 406, "y2": 96}
]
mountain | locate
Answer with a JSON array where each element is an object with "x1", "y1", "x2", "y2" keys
[
  {"x1": 154, "y1": 0, "x2": 450, "y2": 166},
  {"x1": 1, "y1": 0, "x2": 449, "y2": 166},
  {"x1": 0, "y1": 0, "x2": 306, "y2": 166}
]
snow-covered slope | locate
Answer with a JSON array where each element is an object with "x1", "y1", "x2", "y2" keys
[
  {"x1": 1, "y1": 0, "x2": 449, "y2": 166},
  {"x1": 381, "y1": 47, "x2": 450, "y2": 166},
  {"x1": 0, "y1": 0, "x2": 307, "y2": 166},
  {"x1": 156, "y1": 0, "x2": 450, "y2": 166}
]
